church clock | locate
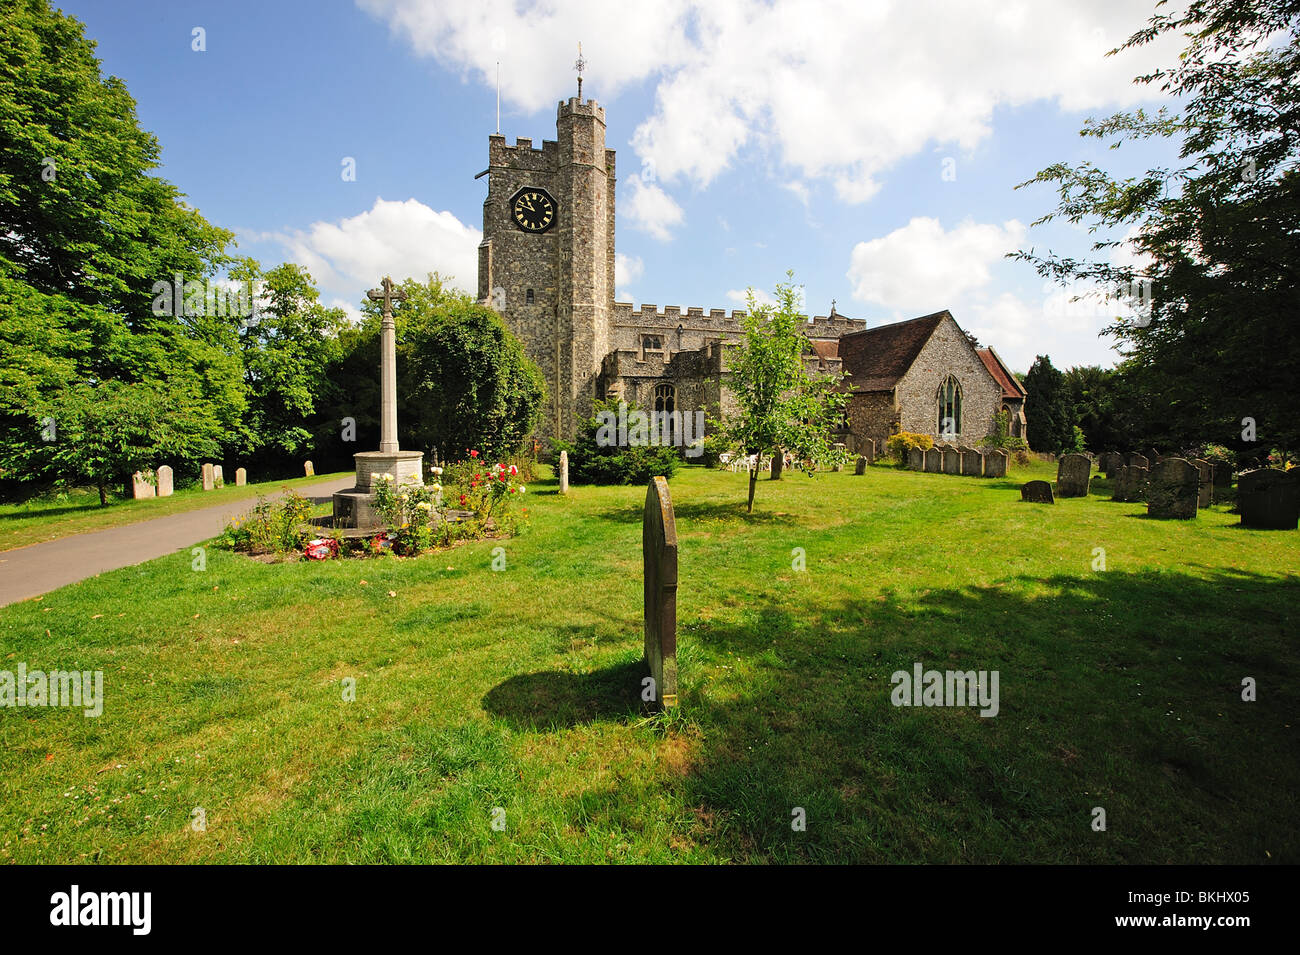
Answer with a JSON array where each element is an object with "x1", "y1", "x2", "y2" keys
[{"x1": 509, "y1": 187, "x2": 556, "y2": 234}]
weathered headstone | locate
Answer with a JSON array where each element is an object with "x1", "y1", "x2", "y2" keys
[
  {"x1": 1146, "y1": 448, "x2": 1161, "y2": 466},
  {"x1": 304, "y1": 460, "x2": 314, "y2": 477},
  {"x1": 942, "y1": 447, "x2": 961, "y2": 475},
  {"x1": 1111, "y1": 465, "x2": 1130, "y2": 501},
  {"x1": 643, "y1": 476, "x2": 678, "y2": 708},
  {"x1": 156, "y1": 465, "x2": 173, "y2": 497},
  {"x1": 1127, "y1": 452, "x2": 1149, "y2": 471},
  {"x1": 1101, "y1": 452, "x2": 1122, "y2": 478},
  {"x1": 212, "y1": 465, "x2": 224, "y2": 489},
  {"x1": 959, "y1": 446, "x2": 983, "y2": 477},
  {"x1": 770, "y1": 451, "x2": 783, "y2": 480},
  {"x1": 201, "y1": 463, "x2": 214, "y2": 491},
  {"x1": 982, "y1": 448, "x2": 1008, "y2": 478},
  {"x1": 1238, "y1": 468, "x2": 1299, "y2": 530},
  {"x1": 1192, "y1": 459, "x2": 1212, "y2": 508},
  {"x1": 235, "y1": 467, "x2": 247, "y2": 487},
  {"x1": 908, "y1": 447, "x2": 924, "y2": 470},
  {"x1": 131, "y1": 471, "x2": 155, "y2": 500},
  {"x1": 861, "y1": 438, "x2": 876, "y2": 465},
  {"x1": 559, "y1": 449, "x2": 570, "y2": 494},
  {"x1": 1056, "y1": 453, "x2": 1091, "y2": 498},
  {"x1": 1147, "y1": 458, "x2": 1198, "y2": 519},
  {"x1": 1021, "y1": 480, "x2": 1055, "y2": 504},
  {"x1": 1212, "y1": 462, "x2": 1232, "y2": 488},
  {"x1": 923, "y1": 448, "x2": 942, "y2": 473},
  {"x1": 854, "y1": 455, "x2": 867, "y2": 475}
]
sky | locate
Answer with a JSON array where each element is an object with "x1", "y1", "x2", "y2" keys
[{"x1": 58, "y1": 0, "x2": 1189, "y2": 373}]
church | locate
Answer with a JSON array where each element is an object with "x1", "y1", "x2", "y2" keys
[{"x1": 476, "y1": 92, "x2": 1027, "y2": 452}]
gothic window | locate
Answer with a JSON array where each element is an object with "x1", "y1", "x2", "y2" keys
[
  {"x1": 937, "y1": 376, "x2": 962, "y2": 439},
  {"x1": 526, "y1": 288, "x2": 535, "y2": 305},
  {"x1": 654, "y1": 382, "x2": 676, "y2": 442},
  {"x1": 643, "y1": 335, "x2": 663, "y2": 352}
]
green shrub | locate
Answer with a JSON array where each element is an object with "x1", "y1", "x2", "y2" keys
[
  {"x1": 218, "y1": 491, "x2": 312, "y2": 555},
  {"x1": 886, "y1": 431, "x2": 934, "y2": 462},
  {"x1": 554, "y1": 399, "x2": 681, "y2": 485},
  {"x1": 978, "y1": 410, "x2": 1030, "y2": 453}
]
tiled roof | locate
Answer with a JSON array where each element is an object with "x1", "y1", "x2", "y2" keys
[
  {"x1": 837, "y1": 311, "x2": 948, "y2": 392},
  {"x1": 808, "y1": 339, "x2": 839, "y2": 362},
  {"x1": 976, "y1": 347, "x2": 1027, "y2": 398}
]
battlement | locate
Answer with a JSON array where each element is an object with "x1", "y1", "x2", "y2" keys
[
  {"x1": 612, "y1": 302, "x2": 866, "y2": 336},
  {"x1": 557, "y1": 97, "x2": 605, "y2": 123}
]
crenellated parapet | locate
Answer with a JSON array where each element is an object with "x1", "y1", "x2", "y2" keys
[{"x1": 611, "y1": 302, "x2": 866, "y2": 337}]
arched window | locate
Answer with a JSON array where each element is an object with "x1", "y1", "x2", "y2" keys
[
  {"x1": 937, "y1": 376, "x2": 962, "y2": 440},
  {"x1": 654, "y1": 382, "x2": 676, "y2": 443}
]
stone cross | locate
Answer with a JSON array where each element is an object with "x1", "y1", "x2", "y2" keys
[
  {"x1": 367, "y1": 276, "x2": 407, "y2": 455},
  {"x1": 643, "y1": 476, "x2": 678, "y2": 709}
]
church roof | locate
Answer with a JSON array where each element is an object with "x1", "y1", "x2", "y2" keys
[
  {"x1": 837, "y1": 311, "x2": 949, "y2": 392},
  {"x1": 807, "y1": 339, "x2": 839, "y2": 362},
  {"x1": 976, "y1": 347, "x2": 1027, "y2": 399}
]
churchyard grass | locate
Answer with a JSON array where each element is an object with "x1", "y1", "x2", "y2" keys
[
  {"x1": 2, "y1": 460, "x2": 1296, "y2": 863},
  {"x1": 0, "y1": 472, "x2": 351, "y2": 552}
]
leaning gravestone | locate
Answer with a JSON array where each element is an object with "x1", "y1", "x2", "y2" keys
[
  {"x1": 1193, "y1": 459, "x2": 1212, "y2": 508},
  {"x1": 1021, "y1": 480, "x2": 1055, "y2": 504},
  {"x1": 942, "y1": 447, "x2": 962, "y2": 475},
  {"x1": 1056, "y1": 453, "x2": 1091, "y2": 497},
  {"x1": 156, "y1": 465, "x2": 173, "y2": 497},
  {"x1": 131, "y1": 471, "x2": 155, "y2": 500},
  {"x1": 1147, "y1": 458, "x2": 1198, "y2": 519},
  {"x1": 908, "y1": 447, "x2": 924, "y2": 470},
  {"x1": 235, "y1": 467, "x2": 247, "y2": 487},
  {"x1": 304, "y1": 460, "x2": 314, "y2": 477},
  {"x1": 861, "y1": 438, "x2": 875, "y2": 464},
  {"x1": 960, "y1": 447, "x2": 983, "y2": 476},
  {"x1": 1238, "y1": 468, "x2": 1299, "y2": 530},
  {"x1": 923, "y1": 448, "x2": 942, "y2": 473},
  {"x1": 201, "y1": 463, "x2": 215, "y2": 491},
  {"x1": 643, "y1": 476, "x2": 678, "y2": 708},
  {"x1": 770, "y1": 452, "x2": 782, "y2": 480},
  {"x1": 212, "y1": 465, "x2": 224, "y2": 489},
  {"x1": 855, "y1": 455, "x2": 867, "y2": 475},
  {"x1": 982, "y1": 449, "x2": 1008, "y2": 478},
  {"x1": 559, "y1": 450, "x2": 570, "y2": 494}
]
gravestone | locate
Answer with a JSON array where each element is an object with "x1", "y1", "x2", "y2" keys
[
  {"x1": 1147, "y1": 458, "x2": 1198, "y2": 519},
  {"x1": 1111, "y1": 465, "x2": 1130, "y2": 502},
  {"x1": 861, "y1": 438, "x2": 876, "y2": 465},
  {"x1": 1128, "y1": 465, "x2": 1150, "y2": 502},
  {"x1": 942, "y1": 447, "x2": 961, "y2": 475},
  {"x1": 1100, "y1": 452, "x2": 1121, "y2": 478},
  {"x1": 982, "y1": 449, "x2": 1008, "y2": 478},
  {"x1": 1238, "y1": 468, "x2": 1299, "y2": 530},
  {"x1": 212, "y1": 465, "x2": 224, "y2": 489},
  {"x1": 923, "y1": 448, "x2": 942, "y2": 473},
  {"x1": 1056, "y1": 453, "x2": 1091, "y2": 498},
  {"x1": 235, "y1": 467, "x2": 247, "y2": 487},
  {"x1": 1021, "y1": 480, "x2": 1055, "y2": 504},
  {"x1": 1193, "y1": 459, "x2": 1212, "y2": 508},
  {"x1": 770, "y1": 452, "x2": 782, "y2": 480},
  {"x1": 854, "y1": 455, "x2": 867, "y2": 476},
  {"x1": 559, "y1": 449, "x2": 570, "y2": 494},
  {"x1": 908, "y1": 447, "x2": 924, "y2": 470},
  {"x1": 1213, "y1": 462, "x2": 1232, "y2": 488},
  {"x1": 960, "y1": 447, "x2": 983, "y2": 477},
  {"x1": 304, "y1": 460, "x2": 314, "y2": 477},
  {"x1": 201, "y1": 463, "x2": 214, "y2": 491},
  {"x1": 131, "y1": 471, "x2": 155, "y2": 500},
  {"x1": 156, "y1": 465, "x2": 173, "y2": 497},
  {"x1": 1146, "y1": 448, "x2": 1161, "y2": 466},
  {"x1": 643, "y1": 476, "x2": 678, "y2": 708}
]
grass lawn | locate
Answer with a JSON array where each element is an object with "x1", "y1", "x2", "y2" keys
[
  {"x1": 0, "y1": 472, "x2": 352, "y2": 552},
  {"x1": 1, "y1": 460, "x2": 1296, "y2": 863}
]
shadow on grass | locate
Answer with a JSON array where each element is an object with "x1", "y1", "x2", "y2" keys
[
  {"x1": 591, "y1": 500, "x2": 798, "y2": 526},
  {"x1": 483, "y1": 658, "x2": 647, "y2": 730},
  {"x1": 671, "y1": 567, "x2": 1300, "y2": 864}
]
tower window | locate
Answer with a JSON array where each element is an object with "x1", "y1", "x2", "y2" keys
[
  {"x1": 526, "y1": 288, "x2": 535, "y2": 305},
  {"x1": 643, "y1": 335, "x2": 662, "y2": 352},
  {"x1": 654, "y1": 382, "x2": 676, "y2": 442}
]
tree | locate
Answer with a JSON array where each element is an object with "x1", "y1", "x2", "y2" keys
[
  {"x1": 556, "y1": 399, "x2": 681, "y2": 485},
  {"x1": 1023, "y1": 356, "x2": 1072, "y2": 453},
  {"x1": 1013, "y1": 0, "x2": 1300, "y2": 455},
  {"x1": 714, "y1": 274, "x2": 849, "y2": 512}
]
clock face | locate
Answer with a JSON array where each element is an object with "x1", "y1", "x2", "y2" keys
[{"x1": 509, "y1": 187, "x2": 556, "y2": 234}]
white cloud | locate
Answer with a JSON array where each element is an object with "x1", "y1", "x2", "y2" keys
[
  {"x1": 615, "y1": 252, "x2": 644, "y2": 288},
  {"x1": 267, "y1": 197, "x2": 481, "y2": 300},
  {"x1": 847, "y1": 217, "x2": 1026, "y2": 311},
  {"x1": 360, "y1": 0, "x2": 1184, "y2": 202},
  {"x1": 623, "y1": 177, "x2": 684, "y2": 241},
  {"x1": 726, "y1": 287, "x2": 779, "y2": 308}
]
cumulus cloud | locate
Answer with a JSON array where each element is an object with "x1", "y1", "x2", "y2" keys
[
  {"x1": 623, "y1": 177, "x2": 684, "y2": 241},
  {"x1": 361, "y1": 0, "x2": 1183, "y2": 202},
  {"x1": 615, "y1": 252, "x2": 644, "y2": 288},
  {"x1": 847, "y1": 217, "x2": 1026, "y2": 311},
  {"x1": 726, "y1": 287, "x2": 780, "y2": 308},
  {"x1": 267, "y1": 197, "x2": 481, "y2": 299}
]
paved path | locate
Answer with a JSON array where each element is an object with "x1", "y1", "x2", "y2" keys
[{"x1": 0, "y1": 477, "x2": 355, "y2": 608}]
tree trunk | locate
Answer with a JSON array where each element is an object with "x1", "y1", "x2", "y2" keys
[
  {"x1": 747, "y1": 464, "x2": 758, "y2": 513},
  {"x1": 97, "y1": 481, "x2": 108, "y2": 506}
]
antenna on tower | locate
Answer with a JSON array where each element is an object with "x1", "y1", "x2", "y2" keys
[
  {"x1": 495, "y1": 61, "x2": 500, "y2": 133},
  {"x1": 574, "y1": 41, "x2": 586, "y2": 99}
]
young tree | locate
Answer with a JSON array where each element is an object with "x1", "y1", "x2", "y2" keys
[
  {"x1": 1014, "y1": 0, "x2": 1300, "y2": 454},
  {"x1": 1023, "y1": 356, "x2": 1071, "y2": 453},
  {"x1": 715, "y1": 274, "x2": 849, "y2": 512}
]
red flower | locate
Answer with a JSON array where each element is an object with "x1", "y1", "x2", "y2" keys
[{"x1": 469, "y1": 449, "x2": 479, "y2": 458}]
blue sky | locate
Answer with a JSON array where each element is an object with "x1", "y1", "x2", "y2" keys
[{"x1": 60, "y1": 0, "x2": 1188, "y2": 372}]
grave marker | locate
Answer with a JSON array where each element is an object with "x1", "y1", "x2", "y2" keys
[
  {"x1": 212, "y1": 465, "x2": 224, "y2": 489},
  {"x1": 854, "y1": 455, "x2": 866, "y2": 475},
  {"x1": 643, "y1": 476, "x2": 678, "y2": 708},
  {"x1": 1193, "y1": 459, "x2": 1212, "y2": 508},
  {"x1": 156, "y1": 465, "x2": 173, "y2": 497},
  {"x1": 304, "y1": 460, "x2": 314, "y2": 477},
  {"x1": 201, "y1": 463, "x2": 214, "y2": 491},
  {"x1": 1238, "y1": 468, "x2": 1299, "y2": 530},
  {"x1": 1021, "y1": 480, "x2": 1055, "y2": 504},
  {"x1": 1147, "y1": 458, "x2": 1198, "y2": 519},
  {"x1": 861, "y1": 438, "x2": 876, "y2": 465},
  {"x1": 235, "y1": 467, "x2": 247, "y2": 487},
  {"x1": 959, "y1": 446, "x2": 983, "y2": 477},
  {"x1": 1056, "y1": 453, "x2": 1091, "y2": 497},
  {"x1": 982, "y1": 449, "x2": 1008, "y2": 478},
  {"x1": 131, "y1": 471, "x2": 155, "y2": 500},
  {"x1": 923, "y1": 448, "x2": 942, "y2": 473},
  {"x1": 908, "y1": 447, "x2": 924, "y2": 470},
  {"x1": 559, "y1": 449, "x2": 570, "y2": 494}
]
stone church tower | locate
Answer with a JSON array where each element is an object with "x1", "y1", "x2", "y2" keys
[{"x1": 477, "y1": 96, "x2": 616, "y2": 442}]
